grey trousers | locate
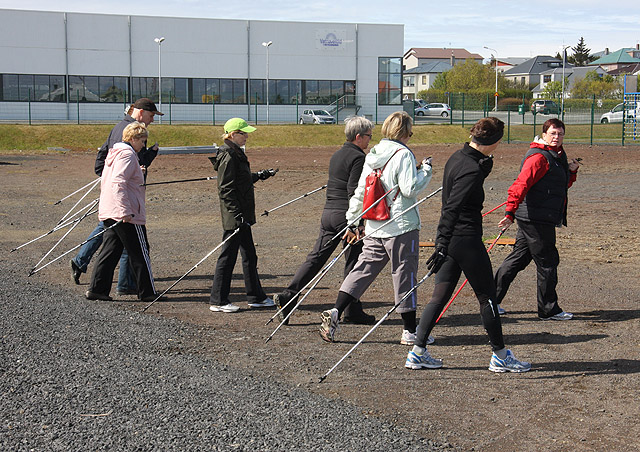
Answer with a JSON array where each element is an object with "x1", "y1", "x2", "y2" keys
[{"x1": 339, "y1": 229, "x2": 420, "y2": 313}]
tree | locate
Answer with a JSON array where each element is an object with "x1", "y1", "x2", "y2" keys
[
  {"x1": 430, "y1": 59, "x2": 497, "y2": 92},
  {"x1": 570, "y1": 70, "x2": 621, "y2": 99},
  {"x1": 568, "y1": 37, "x2": 595, "y2": 66},
  {"x1": 541, "y1": 80, "x2": 564, "y2": 100}
]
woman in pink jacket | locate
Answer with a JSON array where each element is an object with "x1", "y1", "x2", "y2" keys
[{"x1": 86, "y1": 122, "x2": 160, "y2": 302}]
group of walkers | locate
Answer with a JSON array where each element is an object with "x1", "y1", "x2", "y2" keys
[{"x1": 72, "y1": 98, "x2": 580, "y2": 374}]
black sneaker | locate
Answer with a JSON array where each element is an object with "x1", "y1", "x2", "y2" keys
[
  {"x1": 343, "y1": 300, "x2": 376, "y2": 324},
  {"x1": 273, "y1": 293, "x2": 294, "y2": 325},
  {"x1": 85, "y1": 290, "x2": 113, "y2": 301},
  {"x1": 70, "y1": 260, "x2": 82, "y2": 285}
]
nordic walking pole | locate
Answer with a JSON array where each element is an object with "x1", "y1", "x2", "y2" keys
[
  {"x1": 29, "y1": 219, "x2": 123, "y2": 276},
  {"x1": 11, "y1": 207, "x2": 98, "y2": 253},
  {"x1": 319, "y1": 270, "x2": 435, "y2": 383},
  {"x1": 53, "y1": 178, "x2": 101, "y2": 205},
  {"x1": 141, "y1": 228, "x2": 241, "y2": 312},
  {"x1": 355, "y1": 187, "x2": 443, "y2": 243},
  {"x1": 141, "y1": 176, "x2": 217, "y2": 186},
  {"x1": 56, "y1": 178, "x2": 101, "y2": 225},
  {"x1": 30, "y1": 199, "x2": 99, "y2": 273},
  {"x1": 435, "y1": 225, "x2": 510, "y2": 323},
  {"x1": 265, "y1": 245, "x2": 348, "y2": 326},
  {"x1": 261, "y1": 185, "x2": 327, "y2": 216},
  {"x1": 265, "y1": 245, "x2": 351, "y2": 342},
  {"x1": 482, "y1": 201, "x2": 507, "y2": 217}
]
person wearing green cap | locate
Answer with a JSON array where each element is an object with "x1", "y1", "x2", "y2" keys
[{"x1": 208, "y1": 118, "x2": 277, "y2": 313}]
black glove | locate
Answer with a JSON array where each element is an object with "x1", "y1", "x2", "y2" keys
[
  {"x1": 257, "y1": 168, "x2": 278, "y2": 180},
  {"x1": 234, "y1": 214, "x2": 250, "y2": 230},
  {"x1": 426, "y1": 245, "x2": 447, "y2": 274}
]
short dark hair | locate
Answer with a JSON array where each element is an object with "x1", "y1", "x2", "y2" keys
[
  {"x1": 470, "y1": 117, "x2": 504, "y2": 145},
  {"x1": 542, "y1": 118, "x2": 565, "y2": 133}
]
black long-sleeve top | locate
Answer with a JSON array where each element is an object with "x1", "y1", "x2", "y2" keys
[
  {"x1": 324, "y1": 141, "x2": 366, "y2": 211},
  {"x1": 436, "y1": 143, "x2": 493, "y2": 249}
]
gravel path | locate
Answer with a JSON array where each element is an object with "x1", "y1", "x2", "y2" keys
[{"x1": 0, "y1": 256, "x2": 450, "y2": 452}]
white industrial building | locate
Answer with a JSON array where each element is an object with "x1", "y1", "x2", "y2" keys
[{"x1": 0, "y1": 9, "x2": 404, "y2": 123}]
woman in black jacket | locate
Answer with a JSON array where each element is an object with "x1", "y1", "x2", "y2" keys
[
  {"x1": 405, "y1": 117, "x2": 531, "y2": 373},
  {"x1": 209, "y1": 118, "x2": 276, "y2": 313}
]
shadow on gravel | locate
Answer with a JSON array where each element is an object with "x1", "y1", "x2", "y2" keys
[
  {"x1": 154, "y1": 272, "x2": 279, "y2": 282},
  {"x1": 579, "y1": 309, "x2": 640, "y2": 322},
  {"x1": 529, "y1": 358, "x2": 640, "y2": 377}
]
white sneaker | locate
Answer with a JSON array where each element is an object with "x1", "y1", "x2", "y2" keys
[
  {"x1": 248, "y1": 297, "x2": 275, "y2": 308},
  {"x1": 400, "y1": 330, "x2": 435, "y2": 346},
  {"x1": 489, "y1": 349, "x2": 531, "y2": 373},
  {"x1": 405, "y1": 349, "x2": 443, "y2": 369},
  {"x1": 541, "y1": 311, "x2": 573, "y2": 321},
  {"x1": 210, "y1": 303, "x2": 240, "y2": 313},
  {"x1": 320, "y1": 308, "x2": 340, "y2": 342}
]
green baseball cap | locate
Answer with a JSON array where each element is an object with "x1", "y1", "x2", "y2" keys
[{"x1": 224, "y1": 118, "x2": 256, "y2": 133}]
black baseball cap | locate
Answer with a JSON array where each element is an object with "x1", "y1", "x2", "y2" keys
[{"x1": 132, "y1": 98, "x2": 164, "y2": 115}]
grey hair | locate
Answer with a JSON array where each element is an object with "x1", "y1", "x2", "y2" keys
[{"x1": 344, "y1": 116, "x2": 374, "y2": 141}]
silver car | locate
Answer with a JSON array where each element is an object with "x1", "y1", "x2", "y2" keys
[
  {"x1": 415, "y1": 103, "x2": 451, "y2": 117},
  {"x1": 299, "y1": 109, "x2": 336, "y2": 124}
]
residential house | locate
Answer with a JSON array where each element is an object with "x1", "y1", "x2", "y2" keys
[
  {"x1": 589, "y1": 47, "x2": 640, "y2": 72},
  {"x1": 503, "y1": 55, "x2": 571, "y2": 88},
  {"x1": 402, "y1": 61, "x2": 452, "y2": 99},
  {"x1": 403, "y1": 47, "x2": 483, "y2": 70},
  {"x1": 532, "y1": 66, "x2": 607, "y2": 99},
  {"x1": 490, "y1": 57, "x2": 529, "y2": 73}
]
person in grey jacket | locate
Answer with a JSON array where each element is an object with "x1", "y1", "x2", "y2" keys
[
  {"x1": 208, "y1": 118, "x2": 277, "y2": 313},
  {"x1": 319, "y1": 111, "x2": 432, "y2": 344}
]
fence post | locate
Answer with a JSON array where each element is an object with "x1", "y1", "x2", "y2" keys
[
  {"x1": 169, "y1": 91, "x2": 172, "y2": 125},
  {"x1": 507, "y1": 108, "x2": 511, "y2": 144},
  {"x1": 76, "y1": 89, "x2": 80, "y2": 125},
  {"x1": 335, "y1": 93, "x2": 339, "y2": 124},
  {"x1": 532, "y1": 112, "x2": 537, "y2": 140},
  {"x1": 296, "y1": 94, "x2": 299, "y2": 123},
  {"x1": 255, "y1": 93, "x2": 258, "y2": 124},
  {"x1": 28, "y1": 88, "x2": 32, "y2": 125},
  {"x1": 590, "y1": 94, "x2": 595, "y2": 146},
  {"x1": 522, "y1": 94, "x2": 526, "y2": 125},
  {"x1": 212, "y1": 98, "x2": 215, "y2": 126},
  {"x1": 461, "y1": 93, "x2": 465, "y2": 128}
]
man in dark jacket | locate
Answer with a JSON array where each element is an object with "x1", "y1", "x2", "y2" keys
[
  {"x1": 70, "y1": 98, "x2": 162, "y2": 295},
  {"x1": 208, "y1": 118, "x2": 277, "y2": 313},
  {"x1": 273, "y1": 116, "x2": 376, "y2": 325},
  {"x1": 494, "y1": 118, "x2": 579, "y2": 320}
]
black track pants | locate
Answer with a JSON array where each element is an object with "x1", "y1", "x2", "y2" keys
[{"x1": 415, "y1": 235, "x2": 504, "y2": 351}]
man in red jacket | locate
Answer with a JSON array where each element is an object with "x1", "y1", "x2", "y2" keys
[{"x1": 494, "y1": 118, "x2": 580, "y2": 320}]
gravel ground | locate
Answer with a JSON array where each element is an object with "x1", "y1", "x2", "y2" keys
[
  {"x1": 2, "y1": 143, "x2": 640, "y2": 452},
  {"x1": 0, "y1": 254, "x2": 451, "y2": 451}
]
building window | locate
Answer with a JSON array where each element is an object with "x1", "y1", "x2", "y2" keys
[
  {"x1": 404, "y1": 76, "x2": 415, "y2": 87},
  {"x1": 378, "y1": 57, "x2": 402, "y2": 105},
  {"x1": 543, "y1": 75, "x2": 551, "y2": 83},
  {"x1": 421, "y1": 75, "x2": 427, "y2": 85}
]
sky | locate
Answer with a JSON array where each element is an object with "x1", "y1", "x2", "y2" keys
[{"x1": 1, "y1": 0, "x2": 639, "y2": 60}]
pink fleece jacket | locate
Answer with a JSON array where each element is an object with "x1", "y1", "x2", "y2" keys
[{"x1": 98, "y1": 142, "x2": 146, "y2": 225}]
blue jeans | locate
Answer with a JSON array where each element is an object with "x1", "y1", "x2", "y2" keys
[{"x1": 72, "y1": 221, "x2": 136, "y2": 291}]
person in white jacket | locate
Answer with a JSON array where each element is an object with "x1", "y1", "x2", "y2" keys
[
  {"x1": 320, "y1": 111, "x2": 432, "y2": 344},
  {"x1": 86, "y1": 122, "x2": 161, "y2": 303}
]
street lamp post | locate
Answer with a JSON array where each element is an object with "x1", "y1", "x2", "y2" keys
[
  {"x1": 484, "y1": 46, "x2": 498, "y2": 112},
  {"x1": 262, "y1": 41, "x2": 272, "y2": 124},
  {"x1": 154, "y1": 37, "x2": 165, "y2": 123},
  {"x1": 560, "y1": 44, "x2": 570, "y2": 118}
]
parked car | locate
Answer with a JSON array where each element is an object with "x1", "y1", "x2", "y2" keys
[
  {"x1": 413, "y1": 99, "x2": 428, "y2": 109},
  {"x1": 415, "y1": 103, "x2": 451, "y2": 117},
  {"x1": 600, "y1": 103, "x2": 638, "y2": 123},
  {"x1": 299, "y1": 109, "x2": 336, "y2": 124},
  {"x1": 530, "y1": 100, "x2": 561, "y2": 115}
]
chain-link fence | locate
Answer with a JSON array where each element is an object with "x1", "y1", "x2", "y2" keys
[
  {"x1": 1, "y1": 91, "x2": 637, "y2": 145},
  {"x1": 411, "y1": 92, "x2": 638, "y2": 146}
]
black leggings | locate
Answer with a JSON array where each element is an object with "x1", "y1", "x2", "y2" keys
[{"x1": 415, "y1": 235, "x2": 504, "y2": 351}]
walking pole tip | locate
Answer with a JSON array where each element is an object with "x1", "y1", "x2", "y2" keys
[{"x1": 261, "y1": 210, "x2": 269, "y2": 216}]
